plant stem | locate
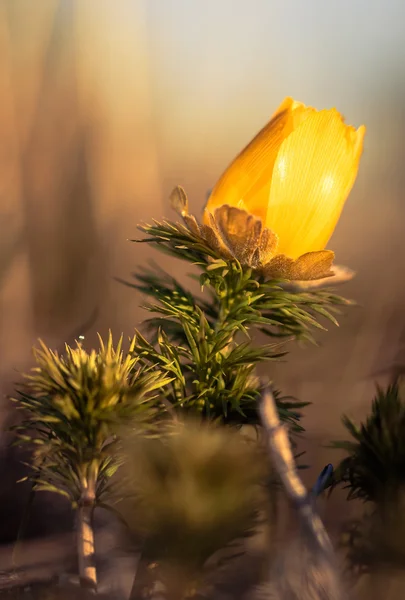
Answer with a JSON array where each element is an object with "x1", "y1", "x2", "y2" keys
[
  {"x1": 259, "y1": 385, "x2": 345, "y2": 599},
  {"x1": 77, "y1": 476, "x2": 97, "y2": 592},
  {"x1": 259, "y1": 385, "x2": 334, "y2": 559}
]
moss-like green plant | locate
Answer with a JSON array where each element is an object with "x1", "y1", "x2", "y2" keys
[{"x1": 11, "y1": 332, "x2": 172, "y2": 590}]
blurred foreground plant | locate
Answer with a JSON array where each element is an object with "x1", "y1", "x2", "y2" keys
[
  {"x1": 11, "y1": 332, "x2": 172, "y2": 591},
  {"x1": 120, "y1": 420, "x2": 269, "y2": 600},
  {"x1": 120, "y1": 388, "x2": 343, "y2": 600}
]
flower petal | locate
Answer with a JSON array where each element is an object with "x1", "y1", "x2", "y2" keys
[
  {"x1": 266, "y1": 110, "x2": 365, "y2": 258},
  {"x1": 201, "y1": 223, "x2": 233, "y2": 259},
  {"x1": 261, "y1": 255, "x2": 295, "y2": 280},
  {"x1": 257, "y1": 227, "x2": 279, "y2": 265},
  {"x1": 213, "y1": 205, "x2": 263, "y2": 265},
  {"x1": 279, "y1": 264, "x2": 355, "y2": 292},
  {"x1": 201, "y1": 212, "x2": 234, "y2": 259},
  {"x1": 261, "y1": 250, "x2": 334, "y2": 281},
  {"x1": 290, "y1": 250, "x2": 335, "y2": 280},
  {"x1": 204, "y1": 98, "x2": 299, "y2": 223}
]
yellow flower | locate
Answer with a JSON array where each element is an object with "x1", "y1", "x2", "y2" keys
[{"x1": 171, "y1": 97, "x2": 365, "y2": 288}]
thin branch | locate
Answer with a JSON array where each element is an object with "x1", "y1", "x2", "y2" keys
[{"x1": 259, "y1": 384, "x2": 334, "y2": 559}]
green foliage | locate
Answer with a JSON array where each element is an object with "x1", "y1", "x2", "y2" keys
[
  {"x1": 121, "y1": 420, "x2": 269, "y2": 575},
  {"x1": 11, "y1": 333, "x2": 173, "y2": 507},
  {"x1": 134, "y1": 328, "x2": 308, "y2": 430},
  {"x1": 134, "y1": 220, "x2": 348, "y2": 344},
  {"x1": 331, "y1": 381, "x2": 405, "y2": 503},
  {"x1": 120, "y1": 218, "x2": 349, "y2": 428},
  {"x1": 331, "y1": 379, "x2": 405, "y2": 573}
]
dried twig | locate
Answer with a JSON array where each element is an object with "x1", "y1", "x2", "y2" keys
[
  {"x1": 259, "y1": 385, "x2": 334, "y2": 557},
  {"x1": 258, "y1": 385, "x2": 344, "y2": 600}
]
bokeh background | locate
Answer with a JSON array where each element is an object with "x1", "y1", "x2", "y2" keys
[{"x1": 1, "y1": 0, "x2": 405, "y2": 559}]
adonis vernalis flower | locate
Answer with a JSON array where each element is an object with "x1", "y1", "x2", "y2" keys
[{"x1": 171, "y1": 97, "x2": 365, "y2": 288}]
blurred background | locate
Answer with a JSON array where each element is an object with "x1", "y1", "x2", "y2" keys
[{"x1": 1, "y1": 0, "x2": 405, "y2": 566}]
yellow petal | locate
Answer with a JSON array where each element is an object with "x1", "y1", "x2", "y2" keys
[
  {"x1": 266, "y1": 110, "x2": 365, "y2": 258},
  {"x1": 204, "y1": 98, "x2": 297, "y2": 224}
]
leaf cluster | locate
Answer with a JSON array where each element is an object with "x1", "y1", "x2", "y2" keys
[
  {"x1": 120, "y1": 420, "x2": 269, "y2": 573},
  {"x1": 133, "y1": 220, "x2": 349, "y2": 345},
  {"x1": 327, "y1": 380, "x2": 405, "y2": 574},
  {"x1": 132, "y1": 297, "x2": 308, "y2": 429},
  {"x1": 331, "y1": 381, "x2": 405, "y2": 504},
  {"x1": 119, "y1": 219, "x2": 348, "y2": 428},
  {"x1": 11, "y1": 333, "x2": 172, "y2": 506}
]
